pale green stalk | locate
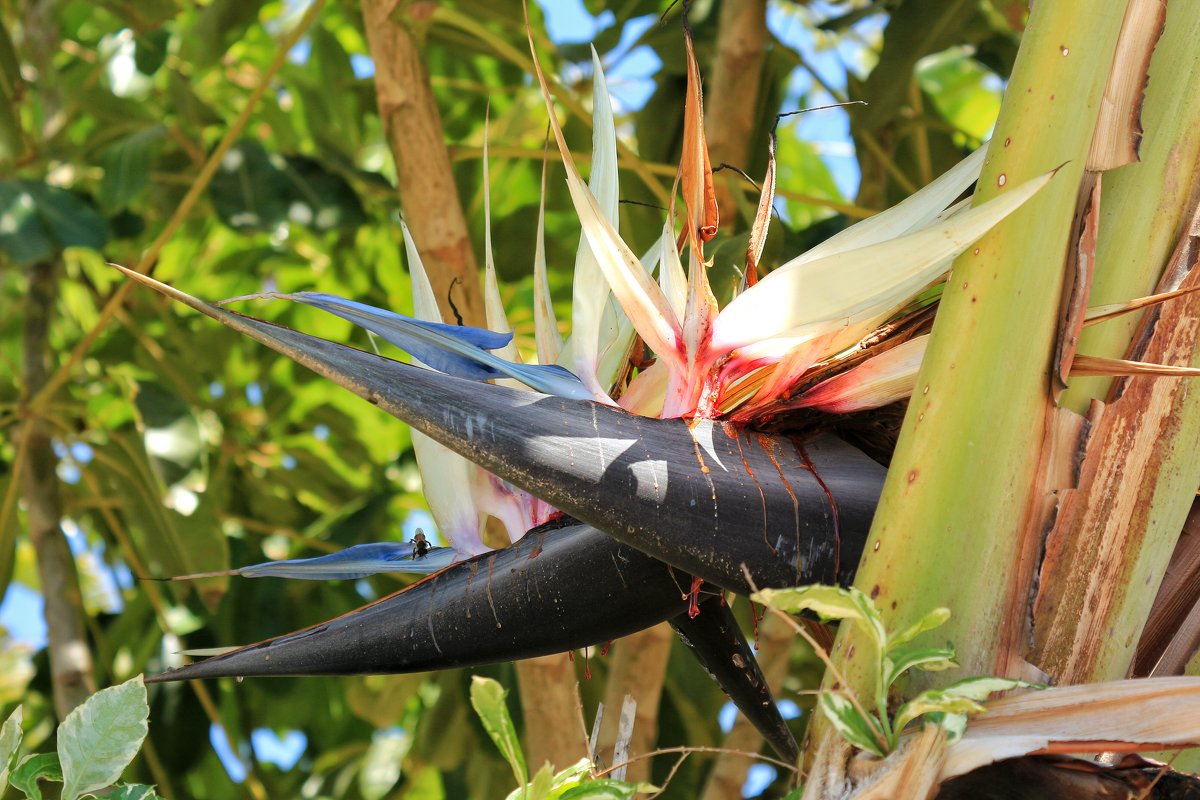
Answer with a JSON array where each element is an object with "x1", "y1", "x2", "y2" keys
[{"x1": 806, "y1": 2, "x2": 1130, "y2": 779}]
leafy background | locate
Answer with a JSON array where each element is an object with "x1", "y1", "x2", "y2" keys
[{"x1": 0, "y1": 0, "x2": 1015, "y2": 797}]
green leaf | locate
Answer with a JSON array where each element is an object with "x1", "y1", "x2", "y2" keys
[
  {"x1": 753, "y1": 585, "x2": 887, "y2": 653},
  {"x1": 11, "y1": 753, "x2": 61, "y2": 800},
  {"x1": 206, "y1": 140, "x2": 290, "y2": 232},
  {"x1": 892, "y1": 690, "x2": 987, "y2": 735},
  {"x1": 25, "y1": 182, "x2": 109, "y2": 252},
  {"x1": 58, "y1": 676, "x2": 150, "y2": 800},
  {"x1": 106, "y1": 784, "x2": 163, "y2": 800},
  {"x1": 0, "y1": 180, "x2": 54, "y2": 264},
  {"x1": 507, "y1": 762, "x2": 554, "y2": 800},
  {"x1": 941, "y1": 676, "x2": 1045, "y2": 701},
  {"x1": 555, "y1": 780, "x2": 642, "y2": 800},
  {"x1": 133, "y1": 28, "x2": 171, "y2": 75},
  {"x1": 818, "y1": 693, "x2": 886, "y2": 758},
  {"x1": 469, "y1": 676, "x2": 526, "y2": 787},
  {"x1": 277, "y1": 156, "x2": 366, "y2": 231},
  {"x1": 549, "y1": 759, "x2": 593, "y2": 789},
  {"x1": 883, "y1": 645, "x2": 958, "y2": 689},
  {"x1": 99, "y1": 126, "x2": 166, "y2": 213},
  {"x1": 0, "y1": 706, "x2": 21, "y2": 791},
  {"x1": 98, "y1": 428, "x2": 228, "y2": 610},
  {"x1": 887, "y1": 607, "x2": 952, "y2": 649}
]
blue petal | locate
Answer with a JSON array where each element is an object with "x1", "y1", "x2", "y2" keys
[
  {"x1": 236, "y1": 543, "x2": 458, "y2": 580},
  {"x1": 292, "y1": 293, "x2": 510, "y2": 381},
  {"x1": 284, "y1": 293, "x2": 595, "y2": 399}
]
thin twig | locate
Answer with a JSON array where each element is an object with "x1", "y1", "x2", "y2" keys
[{"x1": 594, "y1": 745, "x2": 798, "y2": 779}]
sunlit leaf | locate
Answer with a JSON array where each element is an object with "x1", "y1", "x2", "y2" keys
[
  {"x1": 11, "y1": 753, "x2": 60, "y2": 800},
  {"x1": 0, "y1": 706, "x2": 21, "y2": 792},
  {"x1": 58, "y1": 676, "x2": 149, "y2": 800},
  {"x1": 470, "y1": 677, "x2": 526, "y2": 787},
  {"x1": 818, "y1": 693, "x2": 886, "y2": 758}
]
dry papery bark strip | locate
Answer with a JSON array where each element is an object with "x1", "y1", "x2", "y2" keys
[{"x1": 1031, "y1": 198, "x2": 1200, "y2": 684}]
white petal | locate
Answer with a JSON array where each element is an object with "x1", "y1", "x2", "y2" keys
[
  {"x1": 713, "y1": 168, "x2": 1055, "y2": 353},
  {"x1": 533, "y1": 163, "x2": 563, "y2": 365},
  {"x1": 795, "y1": 335, "x2": 929, "y2": 413},
  {"x1": 793, "y1": 146, "x2": 987, "y2": 267},
  {"x1": 567, "y1": 49, "x2": 622, "y2": 401},
  {"x1": 530, "y1": 37, "x2": 683, "y2": 381},
  {"x1": 658, "y1": 216, "x2": 687, "y2": 320}
]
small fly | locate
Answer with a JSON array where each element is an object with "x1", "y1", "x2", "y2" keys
[{"x1": 410, "y1": 530, "x2": 431, "y2": 560}]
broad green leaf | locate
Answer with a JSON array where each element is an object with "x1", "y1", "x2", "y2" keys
[
  {"x1": 713, "y1": 167, "x2": 1056, "y2": 353},
  {"x1": 106, "y1": 784, "x2": 163, "y2": 800},
  {"x1": 819, "y1": 693, "x2": 887, "y2": 758},
  {"x1": 206, "y1": 140, "x2": 290, "y2": 232},
  {"x1": 883, "y1": 645, "x2": 958, "y2": 689},
  {"x1": 0, "y1": 706, "x2": 21, "y2": 791},
  {"x1": 58, "y1": 676, "x2": 149, "y2": 800},
  {"x1": 548, "y1": 759, "x2": 593, "y2": 793},
  {"x1": 98, "y1": 429, "x2": 228, "y2": 609},
  {"x1": 0, "y1": 181, "x2": 54, "y2": 264},
  {"x1": 11, "y1": 753, "x2": 61, "y2": 800},
  {"x1": 507, "y1": 762, "x2": 554, "y2": 800},
  {"x1": 888, "y1": 606, "x2": 953, "y2": 649},
  {"x1": 98, "y1": 126, "x2": 166, "y2": 212},
  {"x1": 556, "y1": 780, "x2": 642, "y2": 800},
  {"x1": 941, "y1": 676, "x2": 1045, "y2": 701},
  {"x1": 469, "y1": 677, "x2": 526, "y2": 787},
  {"x1": 277, "y1": 156, "x2": 366, "y2": 232},
  {"x1": 26, "y1": 183, "x2": 109, "y2": 252},
  {"x1": 892, "y1": 690, "x2": 987, "y2": 735},
  {"x1": 753, "y1": 585, "x2": 887, "y2": 652}
]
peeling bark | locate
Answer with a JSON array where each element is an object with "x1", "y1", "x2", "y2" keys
[
  {"x1": 361, "y1": 0, "x2": 485, "y2": 328},
  {"x1": 21, "y1": 262, "x2": 96, "y2": 718},
  {"x1": 1032, "y1": 202, "x2": 1200, "y2": 683}
]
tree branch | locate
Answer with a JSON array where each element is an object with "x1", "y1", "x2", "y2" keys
[
  {"x1": 361, "y1": 0, "x2": 486, "y2": 327},
  {"x1": 21, "y1": 261, "x2": 95, "y2": 718}
]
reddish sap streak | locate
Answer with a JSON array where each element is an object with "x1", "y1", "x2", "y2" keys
[
  {"x1": 584, "y1": 648, "x2": 592, "y2": 681},
  {"x1": 568, "y1": 650, "x2": 574, "y2": 662},
  {"x1": 797, "y1": 442, "x2": 842, "y2": 576},
  {"x1": 687, "y1": 575, "x2": 705, "y2": 619},
  {"x1": 600, "y1": 641, "x2": 613, "y2": 657},
  {"x1": 730, "y1": 425, "x2": 773, "y2": 555},
  {"x1": 757, "y1": 433, "x2": 801, "y2": 568}
]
